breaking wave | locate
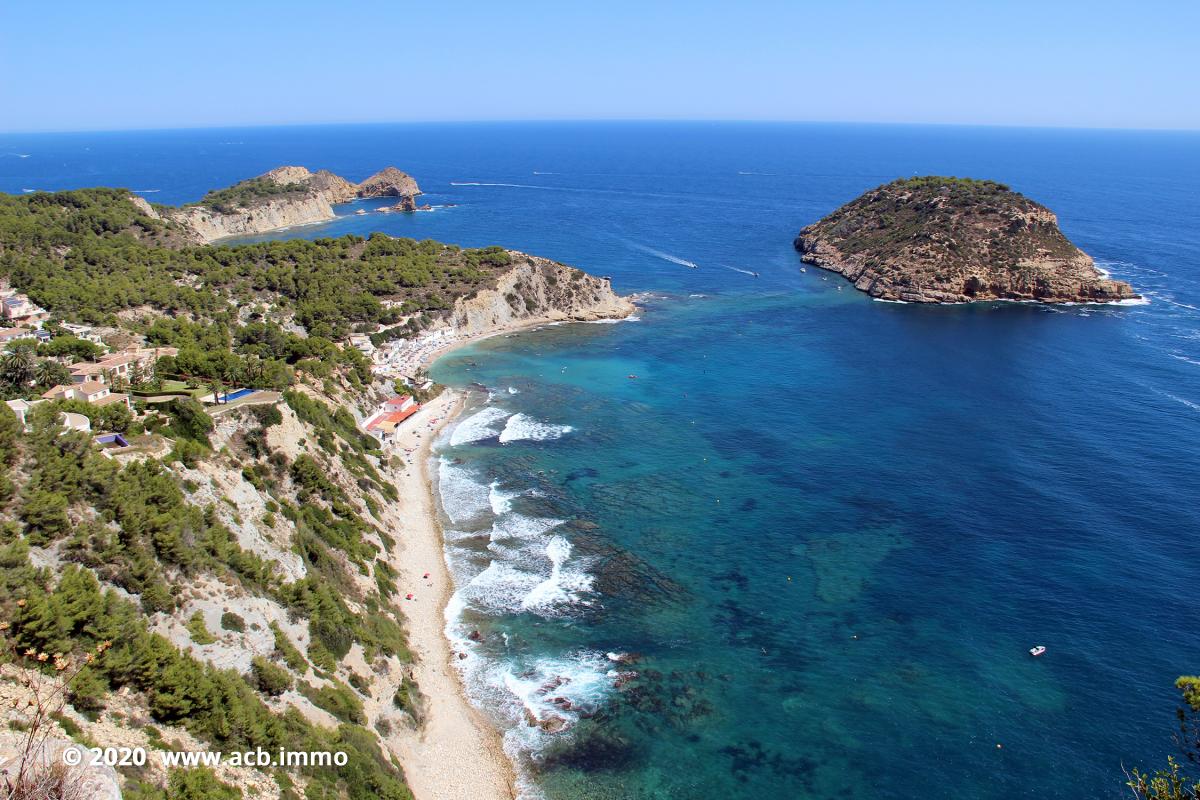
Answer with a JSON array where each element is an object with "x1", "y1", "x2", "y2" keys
[
  {"x1": 499, "y1": 413, "x2": 573, "y2": 443},
  {"x1": 450, "y1": 406, "x2": 511, "y2": 446},
  {"x1": 437, "y1": 459, "x2": 492, "y2": 524}
]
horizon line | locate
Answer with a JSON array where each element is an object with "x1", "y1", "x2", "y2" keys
[{"x1": 3, "y1": 117, "x2": 1199, "y2": 137}]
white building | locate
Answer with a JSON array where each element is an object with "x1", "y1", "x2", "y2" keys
[
  {"x1": 0, "y1": 327, "x2": 35, "y2": 345},
  {"x1": 42, "y1": 381, "x2": 131, "y2": 410}
]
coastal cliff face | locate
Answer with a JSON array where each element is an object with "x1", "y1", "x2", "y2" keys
[
  {"x1": 794, "y1": 177, "x2": 1138, "y2": 303},
  {"x1": 171, "y1": 193, "x2": 337, "y2": 243},
  {"x1": 168, "y1": 165, "x2": 423, "y2": 244},
  {"x1": 450, "y1": 252, "x2": 635, "y2": 335}
]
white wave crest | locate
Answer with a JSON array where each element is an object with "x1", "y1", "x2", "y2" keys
[
  {"x1": 488, "y1": 483, "x2": 522, "y2": 516},
  {"x1": 489, "y1": 514, "x2": 563, "y2": 542},
  {"x1": 458, "y1": 561, "x2": 543, "y2": 615},
  {"x1": 450, "y1": 406, "x2": 511, "y2": 446},
  {"x1": 437, "y1": 459, "x2": 492, "y2": 524},
  {"x1": 499, "y1": 413, "x2": 573, "y2": 443},
  {"x1": 521, "y1": 537, "x2": 594, "y2": 613}
]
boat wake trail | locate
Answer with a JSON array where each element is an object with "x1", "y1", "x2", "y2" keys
[
  {"x1": 719, "y1": 263, "x2": 759, "y2": 277},
  {"x1": 624, "y1": 240, "x2": 698, "y2": 269},
  {"x1": 450, "y1": 182, "x2": 547, "y2": 189}
]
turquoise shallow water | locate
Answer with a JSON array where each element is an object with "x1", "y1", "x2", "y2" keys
[{"x1": 3, "y1": 122, "x2": 1199, "y2": 798}]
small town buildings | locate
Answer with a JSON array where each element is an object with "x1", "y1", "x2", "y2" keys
[
  {"x1": 42, "y1": 381, "x2": 131, "y2": 409},
  {"x1": 61, "y1": 412, "x2": 92, "y2": 433},
  {"x1": 366, "y1": 406, "x2": 420, "y2": 437},
  {"x1": 348, "y1": 334, "x2": 375, "y2": 355},
  {"x1": 4, "y1": 399, "x2": 92, "y2": 432},
  {"x1": 4, "y1": 399, "x2": 40, "y2": 427},
  {"x1": 1, "y1": 293, "x2": 47, "y2": 326},
  {"x1": 67, "y1": 346, "x2": 178, "y2": 385},
  {"x1": 364, "y1": 394, "x2": 421, "y2": 440},
  {"x1": 60, "y1": 323, "x2": 107, "y2": 348},
  {"x1": 384, "y1": 394, "x2": 415, "y2": 412},
  {"x1": 0, "y1": 327, "x2": 35, "y2": 345}
]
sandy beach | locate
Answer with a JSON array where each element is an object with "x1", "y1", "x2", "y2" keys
[
  {"x1": 382, "y1": 388, "x2": 516, "y2": 800},
  {"x1": 377, "y1": 311, "x2": 636, "y2": 800}
]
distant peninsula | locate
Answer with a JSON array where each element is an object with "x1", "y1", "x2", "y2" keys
[
  {"x1": 146, "y1": 165, "x2": 425, "y2": 243},
  {"x1": 794, "y1": 176, "x2": 1139, "y2": 304}
]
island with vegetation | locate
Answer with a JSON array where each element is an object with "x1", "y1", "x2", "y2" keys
[
  {"x1": 162, "y1": 165, "x2": 426, "y2": 243},
  {"x1": 0, "y1": 181, "x2": 631, "y2": 799},
  {"x1": 794, "y1": 176, "x2": 1139, "y2": 304}
]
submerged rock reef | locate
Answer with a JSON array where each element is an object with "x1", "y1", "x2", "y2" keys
[{"x1": 794, "y1": 176, "x2": 1138, "y2": 303}]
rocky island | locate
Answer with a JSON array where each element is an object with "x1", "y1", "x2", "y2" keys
[
  {"x1": 157, "y1": 164, "x2": 425, "y2": 243},
  {"x1": 794, "y1": 176, "x2": 1139, "y2": 303}
]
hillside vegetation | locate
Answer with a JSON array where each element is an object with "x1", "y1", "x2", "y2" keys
[{"x1": 0, "y1": 187, "x2": 535, "y2": 798}]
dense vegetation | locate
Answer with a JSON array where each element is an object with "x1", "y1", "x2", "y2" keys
[
  {"x1": 0, "y1": 188, "x2": 511, "y2": 338},
  {"x1": 804, "y1": 175, "x2": 1080, "y2": 270},
  {"x1": 0, "y1": 185, "x2": 508, "y2": 797},
  {"x1": 0, "y1": 382, "x2": 415, "y2": 797},
  {"x1": 194, "y1": 176, "x2": 311, "y2": 213}
]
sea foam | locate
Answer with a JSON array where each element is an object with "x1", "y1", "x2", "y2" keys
[
  {"x1": 437, "y1": 459, "x2": 492, "y2": 524},
  {"x1": 449, "y1": 405, "x2": 510, "y2": 446},
  {"x1": 499, "y1": 413, "x2": 573, "y2": 443},
  {"x1": 521, "y1": 537, "x2": 595, "y2": 614}
]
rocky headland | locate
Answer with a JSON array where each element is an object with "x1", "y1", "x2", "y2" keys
[
  {"x1": 162, "y1": 165, "x2": 425, "y2": 243},
  {"x1": 794, "y1": 176, "x2": 1139, "y2": 304},
  {"x1": 0, "y1": 180, "x2": 636, "y2": 800}
]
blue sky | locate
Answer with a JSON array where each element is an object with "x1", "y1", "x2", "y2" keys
[{"x1": 2, "y1": 0, "x2": 1196, "y2": 132}]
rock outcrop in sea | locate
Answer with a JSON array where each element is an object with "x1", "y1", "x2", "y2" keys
[
  {"x1": 794, "y1": 176, "x2": 1139, "y2": 303},
  {"x1": 166, "y1": 165, "x2": 424, "y2": 243},
  {"x1": 356, "y1": 166, "x2": 421, "y2": 199}
]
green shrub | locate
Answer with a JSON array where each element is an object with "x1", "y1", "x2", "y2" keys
[
  {"x1": 185, "y1": 612, "x2": 216, "y2": 645},
  {"x1": 220, "y1": 611, "x2": 245, "y2": 633},
  {"x1": 248, "y1": 656, "x2": 293, "y2": 696},
  {"x1": 166, "y1": 766, "x2": 242, "y2": 799},
  {"x1": 270, "y1": 622, "x2": 308, "y2": 673},
  {"x1": 299, "y1": 679, "x2": 364, "y2": 725}
]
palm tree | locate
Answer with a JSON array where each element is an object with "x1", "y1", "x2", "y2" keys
[
  {"x1": 34, "y1": 359, "x2": 70, "y2": 389},
  {"x1": 221, "y1": 363, "x2": 240, "y2": 392},
  {"x1": 242, "y1": 356, "x2": 265, "y2": 389},
  {"x1": 1, "y1": 347, "x2": 35, "y2": 389}
]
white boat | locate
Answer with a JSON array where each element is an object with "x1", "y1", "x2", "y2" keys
[{"x1": 1029, "y1": 645, "x2": 1046, "y2": 657}]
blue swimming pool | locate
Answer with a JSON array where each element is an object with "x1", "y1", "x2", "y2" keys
[{"x1": 222, "y1": 388, "x2": 254, "y2": 402}]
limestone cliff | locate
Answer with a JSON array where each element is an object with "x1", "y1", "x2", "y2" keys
[
  {"x1": 167, "y1": 165, "x2": 423, "y2": 244},
  {"x1": 170, "y1": 193, "x2": 337, "y2": 243},
  {"x1": 794, "y1": 176, "x2": 1139, "y2": 304},
  {"x1": 450, "y1": 252, "x2": 635, "y2": 335}
]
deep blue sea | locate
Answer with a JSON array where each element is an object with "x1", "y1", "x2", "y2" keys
[{"x1": 3, "y1": 122, "x2": 1199, "y2": 799}]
